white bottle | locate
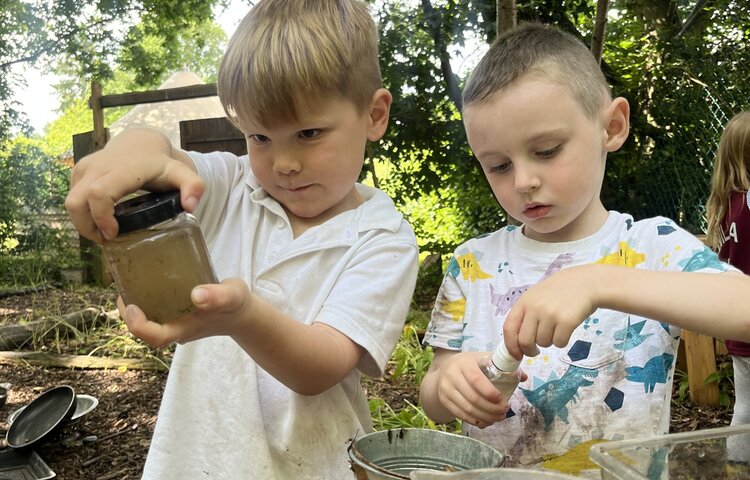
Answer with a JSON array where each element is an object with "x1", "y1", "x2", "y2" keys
[{"x1": 479, "y1": 341, "x2": 522, "y2": 402}]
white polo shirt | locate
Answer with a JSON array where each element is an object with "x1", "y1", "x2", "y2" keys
[{"x1": 142, "y1": 151, "x2": 419, "y2": 479}]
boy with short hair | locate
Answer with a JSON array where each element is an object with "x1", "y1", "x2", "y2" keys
[
  {"x1": 66, "y1": 1, "x2": 419, "y2": 478},
  {"x1": 419, "y1": 22, "x2": 750, "y2": 477}
]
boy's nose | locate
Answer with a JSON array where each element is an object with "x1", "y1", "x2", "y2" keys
[
  {"x1": 273, "y1": 154, "x2": 301, "y2": 175},
  {"x1": 513, "y1": 165, "x2": 541, "y2": 193}
]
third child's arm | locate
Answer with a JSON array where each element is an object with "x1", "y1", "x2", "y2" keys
[{"x1": 504, "y1": 265, "x2": 750, "y2": 358}]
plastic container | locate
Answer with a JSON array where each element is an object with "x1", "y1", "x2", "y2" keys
[
  {"x1": 479, "y1": 342, "x2": 522, "y2": 402},
  {"x1": 348, "y1": 428, "x2": 504, "y2": 479},
  {"x1": 589, "y1": 424, "x2": 750, "y2": 479},
  {"x1": 103, "y1": 190, "x2": 217, "y2": 324}
]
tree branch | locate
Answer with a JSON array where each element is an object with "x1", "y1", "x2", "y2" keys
[
  {"x1": 591, "y1": 0, "x2": 610, "y2": 64},
  {"x1": 420, "y1": 0, "x2": 463, "y2": 112},
  {"x1": 496, "y1": 0, "x2": 517, "y2": 36},
  {"x1": 676, "y1": 0, "x2": 714, "y2": 38}
]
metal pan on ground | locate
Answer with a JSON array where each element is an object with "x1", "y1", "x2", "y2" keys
[
  {"x1": 7, "y1": 394, "x2": 98, "y2": 426},
  {"x1": 0, "y1": 449, "x2": 55, "y2": 480},
  {"x1": 1, "y1": 385, "x2": 77, "y2": 451}
]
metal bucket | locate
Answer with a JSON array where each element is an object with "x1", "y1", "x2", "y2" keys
[
  {"x1": 348, "y1": 428, "x2": 504, "y2": 480},
  {"x1": 409, "y1": 467, "x2": 582, "y2": 479}
]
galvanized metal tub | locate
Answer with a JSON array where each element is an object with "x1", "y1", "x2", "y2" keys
[
  {"x1": 348, "y1": 428, "x2": 504, "y2": 480},
  {"x1": 409, "y1": 467, "x2": 582, "y2": 479}
]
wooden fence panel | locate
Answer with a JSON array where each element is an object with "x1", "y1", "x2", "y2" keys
[{"x1": 179, "y1": 117, "x2": 246, "y2": 155}]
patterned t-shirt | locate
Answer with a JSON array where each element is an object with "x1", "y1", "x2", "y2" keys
[{"x1": 424, "y1": 211, "x2": 731, "y2": 477}]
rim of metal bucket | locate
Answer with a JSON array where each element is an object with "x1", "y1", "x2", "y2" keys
[
  {"x1": 348, "y1": 428, "x2": 504, "y2": 479},
  {"x1": 348, "y1": 439, "x2": 411, "y2": 480}
]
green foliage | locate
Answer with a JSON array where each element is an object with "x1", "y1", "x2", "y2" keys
[
  {"x1": 391, "y1": 325, "x2": 434, "y2": 385},
  {"x1": 0, "y1": 0, "x2": 221, "y2": 141},
  {"x1": 0, "y1": 137, "x2": 68, "y2": 249},
  {"x1": 372, "y1": 0, "x2": 508, "y2": 254},
  {"x1": 369, "y1": 397, "x2": 460, "y2": 432},
  {"x1": 704, "y1": 359, "x2": 735, "y2": 409},
  {"x1": 120, "y1": 20, "x2": 226, "y2": 86},
  {"x1": 673, "y1": 368, "x2": 691, "y2": 404}
]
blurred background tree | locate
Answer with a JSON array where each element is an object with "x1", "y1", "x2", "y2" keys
[{"x1": 1, "y1": 0, "x2": 749, "y2": 281}]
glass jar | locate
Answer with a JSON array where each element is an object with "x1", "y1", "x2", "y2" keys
[{"x1": 103, "y1": 190, "x2": 217, "y2": 324}]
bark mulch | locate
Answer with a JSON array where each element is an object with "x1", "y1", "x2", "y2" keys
[{"x1": 0, "y1": 285, "x2": 736, "y2": 479}]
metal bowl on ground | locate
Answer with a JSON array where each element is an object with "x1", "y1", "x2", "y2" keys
[
  {"x1": 409, "y1": 467, "x2": 582, "y2": 479},
  {"x1": 8, "y1": 394, "x2": 98, "y2": 426},
  {"x1": 348, "y1": 428, "x2": 504, "y2": 480}
]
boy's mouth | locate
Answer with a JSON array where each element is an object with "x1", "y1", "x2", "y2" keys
[
  {"x1": 286, "y1": 184, "x2": 311, "y2": 192},
  {"x1": 523, "y1": 204, "x2": 550, "y2": 219}
]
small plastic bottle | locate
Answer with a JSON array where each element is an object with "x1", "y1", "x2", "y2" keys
[
  {"x1": 103, "y1": 190, "x2": 217, "y2": 324},
  {"x1": 479, "y1": 341, "x2": 522, "y2": 402}
]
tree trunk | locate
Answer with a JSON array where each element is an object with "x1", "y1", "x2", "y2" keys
[
  {"x1": 496, "y1": 0, "x2": 517, "y2": 36},
  {"x1": 591, "y1": 0, "x2": 610, "y2": 64},
  {"x1": 420, "y1": 0, "x2": 463, "y2": 111}
]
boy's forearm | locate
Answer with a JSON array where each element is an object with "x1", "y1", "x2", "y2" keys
[
  {"x1": 595, "y1": 265, "x2": 750, "y2": 341},
  {"x1": 231, "y1": 294, "x2": 366, "y2": 396}
]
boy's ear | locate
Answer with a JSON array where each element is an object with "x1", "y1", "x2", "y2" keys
[
  {"x1": 366, "y1": 88, "x2": 392, "y2": 142},
  {"x1": 603, "y1": 96, "x2": 630, "y2": 152}
]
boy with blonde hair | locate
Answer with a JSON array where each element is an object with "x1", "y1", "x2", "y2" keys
[
  {"x1": 420, "y1": 22, "x2": 750, "y2": 477},
  {"x1": 66, "y1": 1, "x2": 419, "y2": 478}
]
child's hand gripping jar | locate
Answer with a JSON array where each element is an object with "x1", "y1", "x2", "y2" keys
[{"x1": 103, "y1": 190, "x2": 217, "y2": 324}]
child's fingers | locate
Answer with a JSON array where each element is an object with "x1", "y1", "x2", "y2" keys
[
  {"x1": 552, "y1": 322, "x2": 576, "y2": 349},
  {"x1": 439, "y1": 369, "x2": 507, "y2": 426},
  {"x1": 191, "y1": 278, "x2": 249, "y2": 312},
  {"x1": 118, "y1": 298, "x2": 178, "y2": 348},
  {"x1": 535, "y1": 317, "x2": 556, "y2": 348},
  {"x1": 66, "y1": 172, "x2": 124, "y2": 243},
  {"x1": 441, "y1": 386, "x2": 506, "y2": 427},
  {"x1": 503, "y1": 306, "x2": 524, "y2": 359},
  {"x1": 159, "y1": 161, "x2": 206, "y2": 213},
  {"x1": 515, "y1": 309, "x2": 543, "y2": 357},
  {"x1": 64, "y1": 193, "x2": 106, "y2": 243}
]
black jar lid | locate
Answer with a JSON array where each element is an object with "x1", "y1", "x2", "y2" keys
[{"x1": 114, "y1": 190, "x2": 183, "y2": 234}]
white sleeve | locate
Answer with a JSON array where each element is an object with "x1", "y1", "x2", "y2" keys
[{"x1": 317, "y1": 233, "x2": 419, "y2": 377}]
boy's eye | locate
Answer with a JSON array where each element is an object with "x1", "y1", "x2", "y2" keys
[
  {"x1": 489, "y1": 162, "x2": 511, "y2": 174},
  {"x1": 299, "y1": 129, "x2": 321, "y2": 139},
  {"x1": 537, "y1": 145, "x2": 562, "y2": 158},
  {"x1": 248, "y1": 134, "x2": 269, "y2": 144}
]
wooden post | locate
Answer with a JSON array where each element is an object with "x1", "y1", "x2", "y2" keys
[
  {"x1": 90, "y1": 81, "x2": 107, "y2": 152},
  {"x1": 682, "y1": 329, "x2": 720, "y2": 405},
  {"x1": 72, "y1": 132, "x2": 111, "y2": 286}
]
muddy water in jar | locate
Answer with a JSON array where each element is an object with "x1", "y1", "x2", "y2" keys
[{"x1": 104, "y1": 191, "x2": 217, "y2": 324}]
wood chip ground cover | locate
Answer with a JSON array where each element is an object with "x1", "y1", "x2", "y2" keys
[{"x1": 0, "y1": 286, "x2": 735, "y2": 479}]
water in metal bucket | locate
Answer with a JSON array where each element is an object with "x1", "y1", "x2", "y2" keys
[{"x1": 348, "y1": 428, "x2": 504, "y2": 480}]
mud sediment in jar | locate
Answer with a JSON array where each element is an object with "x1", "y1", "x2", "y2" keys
[{"x1": 105, "y1": 225, "x2": 216, "y2": 324}]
